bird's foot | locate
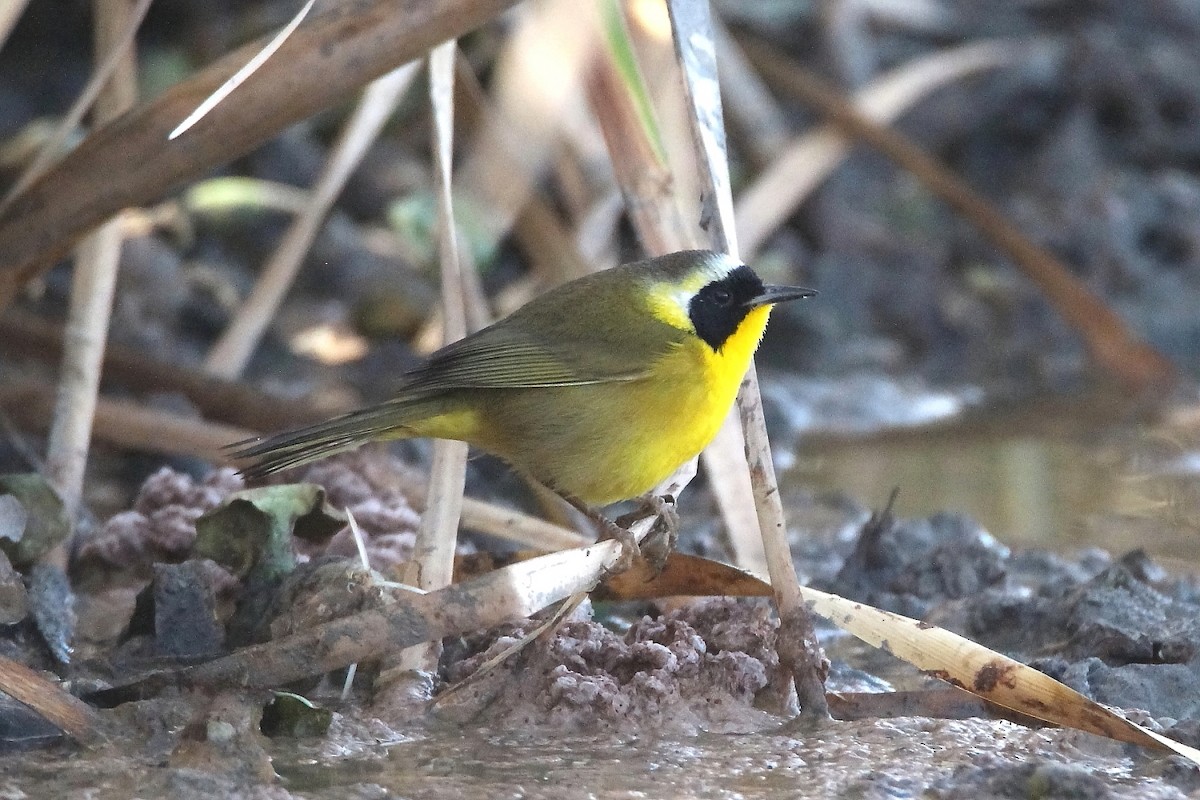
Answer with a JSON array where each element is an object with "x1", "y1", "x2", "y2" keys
[
  {"x1": 555, "y1": 490, "x2": 640, "y2": 574},
  {"x1": 616, "y1": 493, "x2": 679, "y2": 575},
  {"x1": 595, "y1": 517, "x2": 639, "y2": 575}
]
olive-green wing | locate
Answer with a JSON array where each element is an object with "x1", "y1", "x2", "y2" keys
[{"x1": 399, "y1": 315, "x2": 673, "y2": 393}]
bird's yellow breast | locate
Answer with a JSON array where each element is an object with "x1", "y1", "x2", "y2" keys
[{"x1": 569, "y1": 303, "x2": 772, "y2": 503}]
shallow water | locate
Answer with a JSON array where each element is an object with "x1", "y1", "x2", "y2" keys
[
  {"x1": 268, "y1": 719, "x2": 1180, "y2": 799},
  {"x1": 784, "y1": 388, "x2": 1200, "y2": 567}
]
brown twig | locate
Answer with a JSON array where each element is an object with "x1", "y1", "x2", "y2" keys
[
  {"x1": 0, "y1": 655, "x2": 106, "y2": 746},
  {"x1": 0, "y1": 309, "x2": 338, "y2": 432},
  {"x1": 743, "y1": 36, "x2": 1178, "y2": 394}
]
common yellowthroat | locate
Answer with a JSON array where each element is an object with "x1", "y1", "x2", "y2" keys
[{"x1": 233, "y1": 250, "x2": 813, "y2": 546}]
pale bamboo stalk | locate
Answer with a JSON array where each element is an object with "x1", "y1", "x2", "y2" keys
[
  {"x1": 702, "y1": 411, "x2": 767, "y2": 575},
  {"x1": 203, "y1": 61, "x2": 420, "y2": 379},
  {"x1": 390, "y1": 42, "x2": 474, "y2": 680},
  {"x1": 43, "y1": 0, "x2": 141, "y2": 581},
  {"x1": 665, "y1": 0, "x2": 828, "y2": 717},
  {"x1": 410, "y1": 41, "x2": 472, "y2": 590}
]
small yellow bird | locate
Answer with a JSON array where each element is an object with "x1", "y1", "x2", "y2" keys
[{"x1": 233, "y1": 250, "x2": 812, "y2": 544}]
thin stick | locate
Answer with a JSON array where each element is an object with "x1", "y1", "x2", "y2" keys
[
  {"x1": 665, "y1": 0, "x2": 828, "y2": 718},
  {"x1": 392, "y1": 42, "x2": 474, "y2": 677},
  {"x1": 0, "y1": 655, "x2": 106, "y2": 746},
  {"x1": 44, "y1": 0, "x2": 141, "y2": 564},
  {"x1": 203, "y1": 60, "x2": 420, "y2": 378}
]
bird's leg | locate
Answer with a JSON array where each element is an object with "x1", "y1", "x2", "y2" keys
[
  {"x1": 556, "y1": 491, "x2": 639, "y2": 574},
  {"x1": 615, "y1": 494, "x2": 679, "y2": 575}
]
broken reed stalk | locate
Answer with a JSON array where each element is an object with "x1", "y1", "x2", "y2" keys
[
  {"x1": 665, "y1": 0, "x2": 828, "y2": 718},
  {"x1": 391, "y1": 42, "x2": 475, "y2": 679},
  {"x1": 43, "y1": 0, "x2": 141, "y2": 572},
  {"x1": 203, "y1": 60, "x2": 421, "y2": 379},
  {"x1": 180, "y1": 538, "x2": 627, "y2": 690},
  {"x1": 0, "y1": 0, "x2": 524, "y2": 312},
  {"x1": 743, "y1": 37, "x2": 1177, "y2": 393}
]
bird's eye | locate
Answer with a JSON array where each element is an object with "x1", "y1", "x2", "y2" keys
[{"x1": 711, "y1": 288, "x2": 732, "y2": 306}]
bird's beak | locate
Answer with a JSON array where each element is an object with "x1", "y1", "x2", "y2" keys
[{"x1": 744, "y1": 285, "x2": 817, "y2": 308}]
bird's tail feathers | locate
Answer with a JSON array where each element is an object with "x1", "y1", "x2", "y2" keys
[{"x1": 230, "y1": 398, "x2": 431, "y2": 480}]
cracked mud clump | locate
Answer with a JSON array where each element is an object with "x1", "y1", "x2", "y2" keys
[
  {"x1": 442, "y1": 598, "x2": 787, "y2": 734},
  {"x1": 78, "y1": 467, "x2": 246, "y2": 571}
]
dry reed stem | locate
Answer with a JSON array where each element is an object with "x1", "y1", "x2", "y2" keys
[
  {"x1": 43, "y1": 0, "x2": 141, "y2": 583},
  {"x1": 666, "y1": 0, "x2": 828, "y2": 717},
  {"x1": 174, "y1": 537, "x2": 627, "y2": 690},
  {"x1": 797, "y1": 580, "x2": 1200, "y2": 762},
  {"x1": 0, "y1": 0, "x2": 524, "y2": 311},
  {"x1": 391, "y1": 42, "x2": 474, "y2": 679},
  {"x1": 702, "y1": 411, "x2": 766, "y2": 575}
]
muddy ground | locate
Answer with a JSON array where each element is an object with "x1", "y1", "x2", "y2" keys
[{"x1": 3, "y1": 0, "x2": 1200, "y2": 797}]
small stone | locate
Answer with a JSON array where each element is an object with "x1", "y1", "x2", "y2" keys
[
  {"x1": 153, "y1": 561, "x2": 224, "y2": 660},
  {"x1": 0, "y1": 550, "x2": 27, "y2": 625}
]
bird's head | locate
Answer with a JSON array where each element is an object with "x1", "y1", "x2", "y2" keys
[{"x1": 641, "y1": 250, "x2": 815, "y2": 352}]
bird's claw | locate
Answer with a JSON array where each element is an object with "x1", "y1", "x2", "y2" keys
[{"x1": 615, "y1": 493, "x2": 679, "y2": 575}]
